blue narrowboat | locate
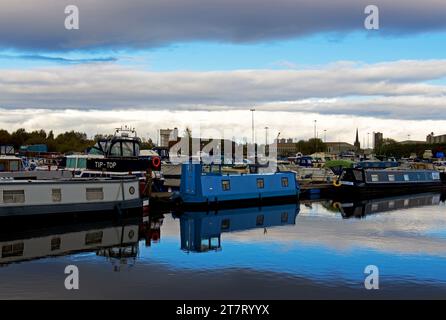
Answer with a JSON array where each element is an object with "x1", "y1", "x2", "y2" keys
[
  {"x1": 179, "y1": 163, "x2": 299, "y2": 209},
  {"x1": 355, "y1": 161, "x2": 399, "y2": 169},
  {"x1": 333, "y1": 167, "x2": 446, "y2": 197}
]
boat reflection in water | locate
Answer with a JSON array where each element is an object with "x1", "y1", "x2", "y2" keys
[
  {"x1": 176, "y1": 203, "x2": 300, "y2": 252},
  {"x1": 0, "y1": 216, "x2": 142, "y2": 269},
  {"x1": 328, "y1": 192, "x2": 446, "y2": 219}
]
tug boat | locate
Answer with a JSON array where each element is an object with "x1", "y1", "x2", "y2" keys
[
  {"x1": 333, "y1": 167, "x2": 446, "y2": 197},
  {"x1": 178, "y1": 163, "x2": 299, "y2": 209},
  {"x1": 65, "y1": 127, "x2": 161, "y2": 179}
]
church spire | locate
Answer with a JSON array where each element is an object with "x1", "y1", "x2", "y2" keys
[{"x1": 354, "y1": 128, "x2": 361, "y2": 151}]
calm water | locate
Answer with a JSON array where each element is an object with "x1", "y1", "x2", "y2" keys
[{"x1": 1, "y1": 192, "x2": 446, "y2": 299}]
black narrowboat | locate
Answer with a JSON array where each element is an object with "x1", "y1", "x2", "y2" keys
[{"x1": 332, "y1": 168, "x2": 446, "y2": 197}]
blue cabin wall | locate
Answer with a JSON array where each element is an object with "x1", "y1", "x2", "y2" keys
[
  {"x1": 180, "y1": 163, "x2": 299, "y2": 204},
  {"x1": 180, "y1": 163, "x2": 203, "y2": 201}
]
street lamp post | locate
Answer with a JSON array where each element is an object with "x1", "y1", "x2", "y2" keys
[
  {"x1": 264, "y1": 126, "x2": 269, "y2": 145},
  {"x1": 314, "y1": 120, "x2": 317, "y2": 152},
  {"x1": 250, "y1": 108, "x2": 255, "y2": 144},
  {"x1": 314, "y1": 120, "x2": 317, "y2": 140}
]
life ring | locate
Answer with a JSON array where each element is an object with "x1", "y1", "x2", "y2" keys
[
  {"x1": 333, "y1": 202, "x2": 341, "y2": 209},
  {"x1": 333, "y1": 179, "x2": 342, "y2": 187},
  {"x1": 151, "y1": 157, "x2": 161, "y2": 169}
]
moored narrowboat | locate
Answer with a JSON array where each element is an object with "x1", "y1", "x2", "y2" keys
[
  {"x1": 0, "y1": 176, "x2": 142, "y2": 217},
  {"x1": 178, "y1": 163, "x2": 299, "y2": 209},
  {"x1": 333, "y1": 167, "x2": 446, "y2": 197}
]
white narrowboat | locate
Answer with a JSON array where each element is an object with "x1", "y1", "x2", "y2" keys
[{"x1": 0, "y1": 177, "x2": 142, "y2": 217}]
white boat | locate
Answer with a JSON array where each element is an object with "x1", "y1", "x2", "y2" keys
[
  {"x1": 0, "y1": 155, "x2": 24, "y2": 172},
  {"x1": 0, "y1": 155, "x2": 72, "y2": 180},
  {"x1": 0, "y1": 177, "x2": 142, "y2": 217}
]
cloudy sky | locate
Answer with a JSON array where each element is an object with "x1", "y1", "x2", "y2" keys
[{"x1": 1, "y1": 0, "x2": 446, "y2": 145}]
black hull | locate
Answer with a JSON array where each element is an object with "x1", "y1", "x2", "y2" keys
[
  {"x1": 0, "y1": 202, "x2": 143, "y2": 225},
  {"x1": 175, "y1": 194, "x2": 300, "y2": 212},
  {"x1": 332, "y1": 182, "x2": 446, "y2": 199}
]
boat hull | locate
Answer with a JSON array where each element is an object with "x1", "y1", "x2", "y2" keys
[
  {"x1": 332, "y1": 182, "x2": 446, "y2": 198},
  {"x1": 178, "y1": 194, "x2": 299, "y2": 211},
  {"x1": 0, "y1": 178, "x2": 142, "y2": 218},
  {"x1": 0, "y1": 198, "x2": 142, "y2": 217}
]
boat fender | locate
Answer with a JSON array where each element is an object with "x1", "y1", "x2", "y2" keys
[
  {"x1": 333, "y1": 202, "x2": 341, "y2": 209},
  {"x1": 151, "y1": 157, "x2": 161, "y2": 170},
  {"x1": 333, "y1": 179, "x2": 342, "y2": 187}
]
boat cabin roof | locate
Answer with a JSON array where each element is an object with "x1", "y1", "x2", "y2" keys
[{"x1": 0, "y1": 155, "x2": 21, "y2": 160}]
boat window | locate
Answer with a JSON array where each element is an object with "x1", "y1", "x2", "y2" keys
[
  {"x1": 404, "y1": 174, "x2": 410, "y2": 181},
  {"x1": 221, "y1": 219, "x2": 230, "y2": 230},
  {"x1": 281, "y1": 177, "x2": 289, "y2": 187},
  {"x1": 256, "y1": 178, "x2": 264, "y2": 189},
  {"x1": 353, "y1": 170, "x2": 363, "y2": 181},
  {"x1": 2, "y1": 242, "x2": 24, "y2": 258},
  {"x1": 9, "y1": 160, "x2": 19, "y2": 171},
  {"x1": 134, "y1": 143, "x2": 140, "y2": 156},
  {"x1": 0, "y1": 162, "x2": 4, "y2": 171},
  {"x1": 52, "y1": 189, "x2": 62, "y2": 202},
  {"x1": 3, "y1": 190, "x2": 25, "y2": 203},
  {"x1": 86, "y1": 188, "x2": 104, "y2": 201},
  {"x1": 371, "y1": 174, "x2": 379, "y2": 182},
  {"x1": 77, "y1": 158, "x2": 87, "y2": 169},
  {"x1": 388, "y1": 174, "x2": 395, "y2": 182},
  {"x1": 109, "y1": 142, "x2": 122, "y2": 157},
  {"x1": 281, "y1": 212, "x2": 288, "y2": 223},
  {"x1": 256, "y1": 215, "x2": 264, "y2": 226},
  {"x1": 85, "y1": 231, "x2": 103, "y2": 245},
  {"x1": 66, "y1": 158, "x2": 76, "y2": 169},
  {"x1": 122, "y1": 141, "x2": 134, "y2": 157},
  {"x1": 221, "y1": 180, "x2": 231, "y2": 191},
  {"x1": 51, "y1": 237, "x2": 61, "y2": 251}
]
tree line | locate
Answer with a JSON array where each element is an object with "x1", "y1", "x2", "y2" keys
[
  {"x1": 376, "y1": 138, "x2": 446, "y2": 159},
  {"x1": 295, "y1": 138, "x2": 327, "y2": 155},
  {"x1": 0, "y1": 129, "x2": 94, "y2": 153},
  {"x1": 0, "y1": 128, "x2": 155, "y2": 154}
]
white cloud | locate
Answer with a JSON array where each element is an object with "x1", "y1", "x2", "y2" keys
[
  {"x1": 0, "y1": 108, "x2": 443, "y2": 144},
  {"x1": 1, "y1": 59, "x2": 446, "y2": 141},
  {"x1": 1, "y1": 60, "x2": 446, "y2": 117}
]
